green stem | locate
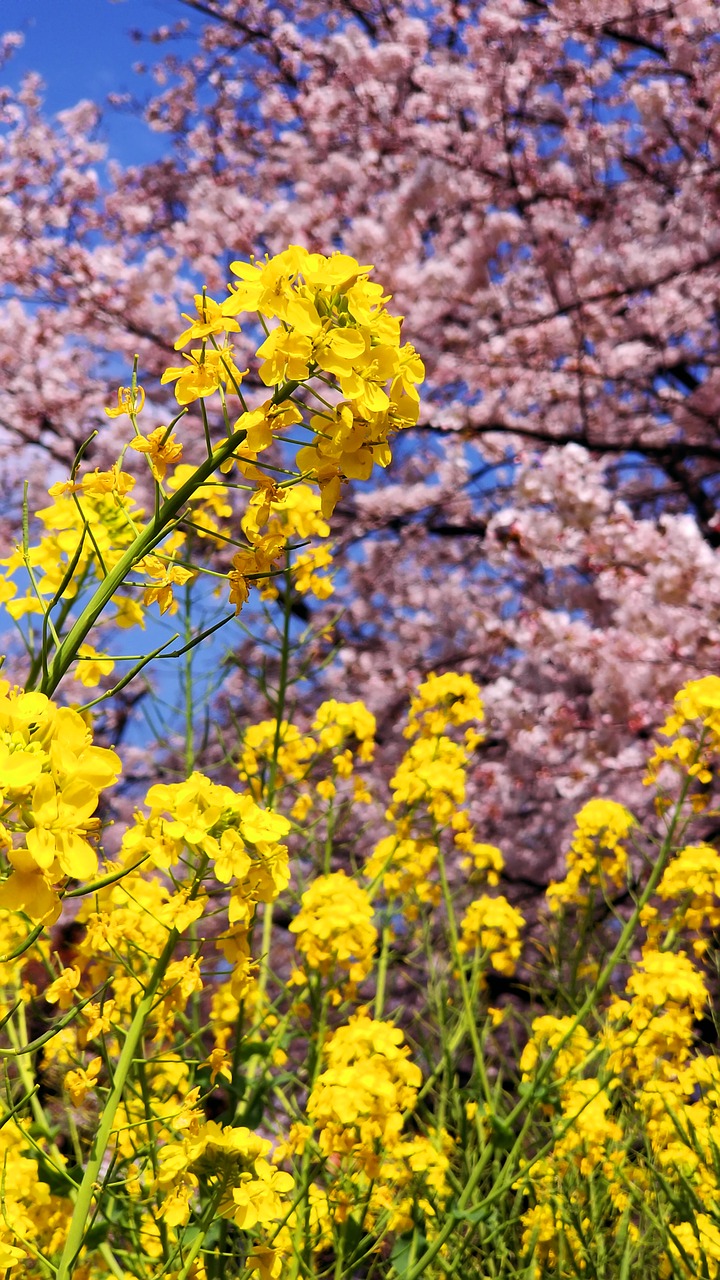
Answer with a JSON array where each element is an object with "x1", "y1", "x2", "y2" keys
[
  {"x1": 36, "y1": 379, "x2": 298, "y2": 698},
  {"x1": 8, "y1": 1007, "x2": 126, "y2": 1280},
  {"x1": 399, "y1": 766, "x2": 697, "y2": 1280},
  {"x1": 257, "y1": 900, "x2": 275, "y2": 1009},
  {"x1": 289, "y1": 988, "x2": 328, "y2": 1280},
  {"x1": 437, "y1": 850, "x2": 493, "y2": 1110},
  {"x1": 256, "y1": 558, "x2": 295, "y2": 1015},
  {"x1": 55, "y1": 926, "x2": 179, "y2": 1280},
  {"x1": 504, "y1": 762, "x2": 695, "y2": 1132},
  {"x1": 8, "y1": 1003, "x2": 73, "y2": 1171},
  {"x1": 266, "y1": 558, "x2": 294, "y2": 809},
  {"x1": 174, "y1": 1180, "x2": 229, "y2": 1280},
  {"x1": 401, "y1": 1140, "x2": 492, "y2": 1280},
  {"x1": 36, "y1": 434, "x2": 240, "y2": 697},
  {"x1": 183, "y1": 581, "x2": 195, "y2": 777},
  {"x1": 374, "y1": 918, "x2": 391, "y2": 1018}
]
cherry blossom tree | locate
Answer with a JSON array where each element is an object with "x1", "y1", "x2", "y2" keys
[{"x1": 2, "y1": 0, "x2": 720, "y2": 886}]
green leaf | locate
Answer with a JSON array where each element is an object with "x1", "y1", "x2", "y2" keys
[
  {"x1": 452, "y1": 1205, "x2": 489, "y2": 1225},
  {"x1": 34, "y1": 1148, "x2": 81, "y2": 1197},
  {"x1": 490, "y1": 1115, "x2": 515, "y2": 1151},
  {"x1": 391, "y1": 1233, "x2": 428, "y2": 1278},
  {"x1": 82, "y1": 1221, "x2": 110, "y2": 1254}
]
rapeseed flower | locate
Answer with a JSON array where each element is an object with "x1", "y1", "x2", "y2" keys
[{"x1": 290, "y1": 872, "x2": 377, "y2": 1001}]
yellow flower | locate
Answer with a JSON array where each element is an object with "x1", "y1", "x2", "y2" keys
[
  {"x1": 307, "y1": 1013, "x2": 422, "y2": 1169},
  {"x1": 226, "y1": 246, "x2": 330, "y2": 321},
  {"x1": 365, "y1": 834, "x2": 440, "y2": 913},
  {"x1": 547, "y1": 798, "x2": 635, "y2": 911},
  {"x1": 626, "y1": 948, "x2": 707, "y2": 1021},
  {"x1": 105, "y1": 384, "x2": 145, "y2": 417},
  {"x1": 137, "y1": 555, "x2": 195, "y2": 615},
  {"x1": 313, "y1": 699, "x2": 376, "y2": 760},
  {"x1": 669, "y1": 1214, "x2": 720, "y2": 1275},
  {"x1": 75, "y1": 643, "x2": 114, "y2": 688},
  {"x1": 256, "y1": 324, "x2": 314, "y2": 385},
  {"x1": 44, "y1": 965, "x2": 82, "y2": 1010},
  {"x1": 605, "y1": 948, "x2": 708, "y2": 1083},
  {"x1": 458, "y1": 895, "x2": 525, "y2": 976},
  {"x1": 129, "y1": 427, "x2": 183, "y2": 481},
  {"x1": 229, "y1": 1161, "x2": 295, "y2": 1230},
  {"x1": 646, "y1": 675, "x2": 720, "y2": 786},
  {"x1": 247, "y1": 1245, "x2": 284, "y2": 1280},
  {"x1": 202, "y1": 1047, "x2": 233, "y2": 1085},
  {"x1": 159, "y1": 1184, "x2": 195, "y2": 1229},
  {"x1": 161, "y1": 345, "x2": 247, "y2": 405},
  {"x1": 173, "y1": 293, "x2": 241, "y2": 349},
  {"x1": 0, "y1": 1238, "x2": 26, "y2": 1268},
  {"x1": 23, "y1": 772, "x2": 103, "y2": 879},
  {"x1": 64, "y1": 1056, "x2": 102, "y2": 1106},
  {"x1": 157, "y1": 1120, "x2": 294, "y2": 1235},
  {"x1": 456, "y1": 831, "x2": 504, "y2": 884},
  {"x1": 228, "y1": 535, "x2": 285, "y2": 615},
  {"x1": 390, "y1": 735, "x2": 468, "y2": 824},
  {"x1": 655, "y1": 843, "x2": 720, "y2": 950},
  {"x1": 112, "y1": 593, "x2": 146, "y2": 630},
  {"x1": 404, "y1": 671, "x2": 484, "y2": 740},
  {"x1": 520, "y1": 1015, "x2": 594, "y2": 1096},
  {"x1": 290, "y1": 872, "x2": 377, "y2": 1000},
  {"x1": 80, "y1": 466, "x2": 135, "y2": 498},
  {"x1": 0, "y1": 866, "x2": 61, "y2": 924}
]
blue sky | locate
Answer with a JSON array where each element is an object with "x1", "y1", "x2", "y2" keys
[{"x1": 0, "y1": 0, "x2": 196, "y2": 164}]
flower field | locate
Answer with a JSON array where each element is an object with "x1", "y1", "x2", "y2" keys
[{"x1": 0, "y1": 247, "x2": 718, "y2": 1279}]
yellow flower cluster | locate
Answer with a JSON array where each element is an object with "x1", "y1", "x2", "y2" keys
[
  {"x1": 240, "y1": 719, "x2": 316, "y2": 795},
  {"x1": 375, "y1": 1131, "x2": 453, "y2": 1235},
  {"x1": 0, "y1": 684, "x2": 120, "y2": 922},
  {"x1": 519, "y1": 933, "x2": 720, "y2": 1272},
  {"x1": 403, "y1": 670, "x2": 485, "y2": 740},
  {"x1": 387, "y1": 671, "x2": 483, "y2": 827},
  {"x1": 606, "y1": 948, "x2": 708, "y2": 1082},
  {"x1": 0, "y1": 1117, "x2": 75, "y2": 1271},
  {"x1": 306, "y1": 1013, "x2": 422, "y2": 1171},
  {"x1": 646, "y1": 674, "x2": 720, "y2": 787},
  {"x1": 2, "y1": 248, "x2": 424, "y2": 690},
  {"x1": 228, "y1": 467, "x2": 337, "y2": 614},
  {"x1": 72, "y1": 872, "x2": 205, "y2": 1031},
  {"x1": 163, "y1": 245, "x2": 424, "y2": 517},
  {"x1": 289, "y1": 871, "x2": 377, "y2": 1001},
  {"x1": 368, "y1": 672, "x2": 504, "y2": 928},
  {"x1": 239, "y1": 698, "x2": 375, "y2": 816},
  {"x1": 123, "y1": 771, "x2": 291, "y2": 929},
  {"x1": 637, "y1": 841, "x2": 720, "y2": 961},
  {"x1": 390, "y1": 733, "x2": 473, "y2": 825},
  {"x1": 546, "y1": 797, "x2": 635, "y2": 911},
  {"x1": 669, "y1": 1216, "x2": 720, "y2": 1277},
  {"x1": 458, "y1": 894, "x2": 525, "y2": 977},
  {"x1": 157, "y1": 1118, "x2": 294, "y2": 1237},
  {"x1": 520, "y1": 1015, "x2": 595, "y2": 1101},
  {"x1": 243, "y1": 483, "x2": 335, "y2": 603},
  {"x1": 0, "y1": 476, "x2": 145, "y2": 673},
  {"x1": 364, "y1": 833, "x2": 441, "y2": 915},
  {"x1": 313, "y1": 698, "x2": 376, "y2": 761},
  {"x1": 519, "y1": 1011, "x2": 622, "y2": 1270},
  {"x1": 285, "y1": 1012, "x2": 456, "y2": 1256},
  {"x1": 513, "y1": 696, "x2": 720, "y2": 1276},
  {"x1": 0, "y1": 455, "x2": 225, "y2": 633}
]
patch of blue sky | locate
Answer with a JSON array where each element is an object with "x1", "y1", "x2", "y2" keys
[
  {"x1": 1, "y1": 550, "x2": 307, "y2": 757},
  {"x1": 0, "y1": 0, "x2": 194, "y2": 165},
  {"x1": 0, "y1": 3, "x2": 271, "y2": 296},
  {"x1": 118, "y1": 589, "x2": 247, "y2": 758}
]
